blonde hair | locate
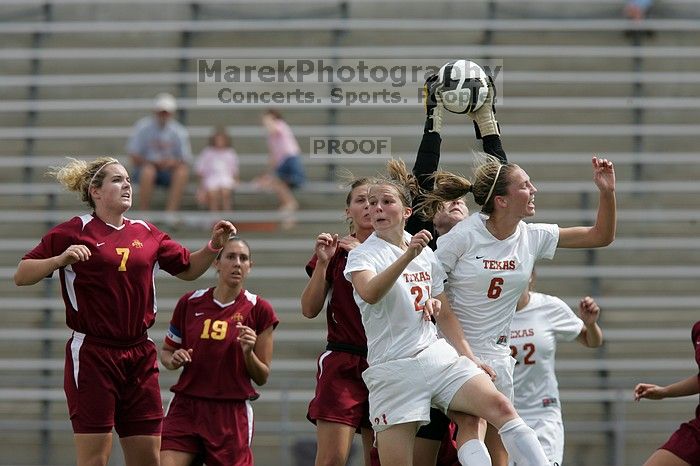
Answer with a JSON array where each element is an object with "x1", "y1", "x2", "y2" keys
[
  {"x1": 48, "y1": 157, "x2": 121, "y2": 208},
  {"x1": 372, "y1": 159, "x2": 421, "y2": 209},
  {"x1": 417, "y1": 153, "x2": 519, "y2": 219}
]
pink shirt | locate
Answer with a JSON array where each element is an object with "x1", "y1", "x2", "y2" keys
[
  {"x1": 267, "y1": 119, "x2": 301, "y2": 166},
  {"x1": 24, "y1": 214, "x2": 191, "y2": 342},
  {"x1": 196, "y1": 146, "x2": 239, "y2": 190}
]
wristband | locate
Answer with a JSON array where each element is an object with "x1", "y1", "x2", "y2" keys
[{"x1": 207, "y1": 239, "x2": 223, "y2": 253}]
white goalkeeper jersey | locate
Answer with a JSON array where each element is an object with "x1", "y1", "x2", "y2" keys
[
  {"x1": 510, "y1": 292, "x2": 584, "y2": 421},
  {"x1": 436, "y1": 212, "x2": 559, "y2": 357},
  {"x1": 344, "y1": 231, "x2": 447, "y2": 366}
]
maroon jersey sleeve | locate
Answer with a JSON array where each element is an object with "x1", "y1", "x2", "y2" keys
[
  {"x1": 149, "y1": 223, "x2": 190, "y2": 276},
  {"x1": 305, "y1": 253, "x2": 317, "y2": 277},
  {"x1": 164, "y1": 293, "x2": 192, "y2": 348},
  {"x1": 252, "y1": 297, "x2": 279, "y2": 335},
  {"x1": 23, "y1": 218, "x2": 78, "y2": 268},
  {"x1": 306, "y1": 253, "x2": 336, "y2": 283}
]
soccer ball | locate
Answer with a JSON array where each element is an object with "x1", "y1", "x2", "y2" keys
[{"x1": 436, "y1": 60, "x2": 489, "y2": 114}]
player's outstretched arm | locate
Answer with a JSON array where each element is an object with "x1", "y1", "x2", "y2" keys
[
  {"x1": 635, "y1": 375, "x2": 700, "y2": 401},
  {"x1": 558, "y1": 157, "x2": 616, "y2": 248},
  {"x1": 177, "y1": 220, "x2": 236, "y2": 280}
]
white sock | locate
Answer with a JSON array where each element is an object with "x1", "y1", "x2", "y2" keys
[
  {"x1": 498, "y1": 418, "x2": 548, "y2": 466},
  {"x1": 457, "y1": 439, "x2": 491, "y2": 466}
]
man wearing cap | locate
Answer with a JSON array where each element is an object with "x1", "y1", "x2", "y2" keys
[{"x1": 127, "y1": 93, "x2": 193, "y2": 216}]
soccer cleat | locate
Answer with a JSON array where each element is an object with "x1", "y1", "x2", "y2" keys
[
  {"x1": 424, "y1": 73, "x2": 444, "y2": 134},
  {"x1": 469, "y1": 75, "x2": 500, "y2": 138}
]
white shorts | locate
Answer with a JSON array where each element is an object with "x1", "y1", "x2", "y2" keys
[
  {"x1": 508, "y1": 415, "x2": 564, "y2": 466},
  {"x1": 362, "y1": 338, "x2": 484, "y2": 432},
  {"x1": 475, "y1": 352, "x2": 516, "y2": 402}
]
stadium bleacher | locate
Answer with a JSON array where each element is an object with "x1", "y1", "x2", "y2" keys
[{"x1": 1, "y1": 0, "x2": 699, "y2": 465}]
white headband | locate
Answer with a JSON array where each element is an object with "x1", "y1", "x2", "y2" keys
[
  {"x1": 88, "y1": 160, "x2": 118, "y2": 194},
  {"x1": 484, "y1": 163, "x2": 503, "y2": 206}
]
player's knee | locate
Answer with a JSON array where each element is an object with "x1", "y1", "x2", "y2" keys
[
  {"x1": 315, "y1": 449, "x2": 349, "y2": 466},
  {"x1": 489, "y1": 392, "x2": 517, "y2": 421}
]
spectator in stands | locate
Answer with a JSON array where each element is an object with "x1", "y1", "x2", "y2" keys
[
  {"x1": 127, "y1": 92, "x2": 192, "y2": 220},
  {"x1": 343, "y1": 160, "x2": 550, "y2": 466},
  {"x1": 509, "y1": 271, "x2": 603, "y2": 466},
  {"x1": 418, "y1": 152, "x2": 616, "y2": 465},
  {"x1": 160, "y1": 235, "x2": 278, "y2": 466},
  {"x1": 196, "y1": 127, "x2": 239, "y2": 212},
  {"x1": 624, "y1": 0, "x2": 653, "y2": 21},
  {"x1": 254, "y1": 109, "x2": 305, "y2": 215},
  {"x1": 634, "y1": 320, "x2": 700, "y2": 466},
  {"x1": 13, "y1": 156, "x2": 235, "y2": 466}
]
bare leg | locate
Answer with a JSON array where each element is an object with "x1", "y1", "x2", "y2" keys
[
  {"x1": 486, "y1": 423, "x2": 508, "y2": 466},
  {"x1": 449, "y1": 411, "x2": 486, "y2": 448},
  {"x1": 376, "y1": 422, "x2": 419, "y2": 466},
  {"x1": 137, "y1": 164, "x2": 157, "y2": 211},
  {"x1": 166, "y1": 164, "x2": 189, "y2": 212},
  {"x1": 160, "y1": 449, "x2": 197, "y2": 466},
  {"x1": 314, "y1": 420, "x2": 356, "y2": 466},
  {"x1": 413, "y1": 437, "x2": 440, "y2": 466},
  {"x1": 120, "y1": 434, "x2": 161, "y2": 466},
  {"x1": 643, "y1": 449, "x2": 691, "y2": 466},
  {"x1": 447, "y1": 374, "x2": 516, "y2": 429},
  {"x1": 360, "y1": 428, "x2": 374, "y2": 466},
  {"x1": 268, "y1": 176, "x2": 298, "y2": 211},
  {"x1": 74, "y1": 433, "x2": 112, "y2": 466},
  {"x1": 447, "y1": 374, "x2": 547, "y2": 466},
  {"x1": 449, "y1": 412, "x2": 491, "y2": 466}
]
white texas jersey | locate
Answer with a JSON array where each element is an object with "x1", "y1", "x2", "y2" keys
[
  {"x1": 436, "y1": 212, "x2": 559, "y2": 356},
  {"x1": 344, "y1": 231, "x2": 447, "y2": 366},
  {"x1": 510, "y1": 292, "x2": 583, "y2": 421}
]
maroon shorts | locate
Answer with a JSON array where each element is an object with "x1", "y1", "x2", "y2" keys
[
  {"x1": 307, "y1": 350, "x2": 371, "y2": 430},
  {"x1": 64, "y1": 333, "x2": 162, "y2": 436},
  {"x1": 660, "y1": 417, "x2": 700, "y2": 465},
  {"x1": 162, "y1": 394, "x2": 254, "y2": 466}
]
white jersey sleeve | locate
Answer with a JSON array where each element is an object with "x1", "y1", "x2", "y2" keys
[
  {"x1": 435, "y1": 219, "x2": 468, "y2": 275},
  {"x1": 344, "y1": 247, "x2": 376, "y2": 278},
  {"x1": 526, "y1": 222, "x2": 559, "y2": 261},
  {"x1": 546, "y1": 295, "x2": 584, "y2": 342}
]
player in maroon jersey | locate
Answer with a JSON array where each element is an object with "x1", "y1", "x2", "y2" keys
[
  {"x1": 14, "y1": 157, "x2": 235, "y2": 466},
  {"x1": 160, "y1": 236, "x2": 278, "y2": 466},
  {"x1": 301, "y1": 177, "x2": 375, "y2": 466},
  {"x1": 634, "y1": 320, "x2": 700, "y2": 466}
]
